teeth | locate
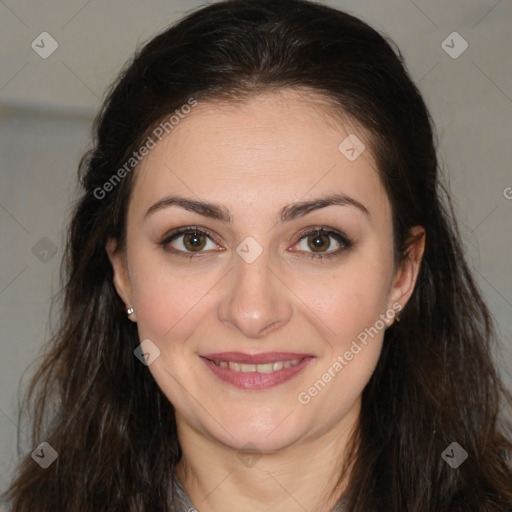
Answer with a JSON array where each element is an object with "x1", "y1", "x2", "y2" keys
[
  {"x1": 215, "y1": 358, "x2": 302, "y2": 373},
  {"x1": 257, "y1": 363, "x2": 274, "y2": 373}
]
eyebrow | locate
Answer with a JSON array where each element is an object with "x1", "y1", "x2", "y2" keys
[{"x1": 144, "y1": 193, "x2": 370, "y2": 223}]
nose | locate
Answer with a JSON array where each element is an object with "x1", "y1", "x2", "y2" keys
[{"x1": 217, "y1": 245, "x2": 293, "y2": 339}]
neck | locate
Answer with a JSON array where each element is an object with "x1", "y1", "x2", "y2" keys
[{"x1": 175, "y1": 406, "x2": 358, "y2": 512}]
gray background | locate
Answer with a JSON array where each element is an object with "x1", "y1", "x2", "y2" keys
[{"x1": 1, "y1": 0, "x2": 511, "y2": 495}]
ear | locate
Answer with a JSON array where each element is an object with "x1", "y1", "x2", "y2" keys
[
  {"x1": 387, "y1": 225, "x2": 425, "y2": 319},
  {"x1": 106, "y1": 238, "x2": 136, "y2": 322}
]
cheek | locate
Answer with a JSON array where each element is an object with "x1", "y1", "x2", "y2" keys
[
  {"x1": 293, "y1": 260, "x2": 391, "y2": 420},
  {"x1": 126, "y1": 246, "x2": 217, "y2": 343},
  {"x1": 294, "y1": 250, "x2": 393, "y2": 354}
]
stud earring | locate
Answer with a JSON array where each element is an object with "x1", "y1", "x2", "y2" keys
[
  {"x1": 395, "y1": 310, "x2": 401, "y2": 323},
  {"x1": 126, "y1": 307, "x2": 134, "y2": 316}
]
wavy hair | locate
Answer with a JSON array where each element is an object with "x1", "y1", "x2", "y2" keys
[{"x1": 3, "y1": 0, "x2": 512, "y2": 510}]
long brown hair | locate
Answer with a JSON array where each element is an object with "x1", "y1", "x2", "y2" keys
[{"x1": 3, "y1": 1, "x2": 512, "y2": 510}]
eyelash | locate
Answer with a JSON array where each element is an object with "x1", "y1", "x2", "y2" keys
[{"x1": 159, "y1": 225, "x2": 353, "y2": 261}]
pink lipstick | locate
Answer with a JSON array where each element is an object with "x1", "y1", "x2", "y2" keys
[{"x1": 200, "y1": 352, "x2": 314, "y2": 390}]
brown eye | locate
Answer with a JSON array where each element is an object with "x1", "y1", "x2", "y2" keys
[
  {"x1": 306, "y1": 232, "x2": 331, "y2": 252},
  {"x1": 182, "y1": 232, "x2": 207, "y2": 251},
  {"x1": 160, "y1": 227, "x2": 220, "y2": 255},
  {"x1": 294, "y1": 227, "x2": 352, "y2": 260}
]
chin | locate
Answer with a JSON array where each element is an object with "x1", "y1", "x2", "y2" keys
[{"x1": 202, "y1": 410, "x2": 312, "y2": 453}]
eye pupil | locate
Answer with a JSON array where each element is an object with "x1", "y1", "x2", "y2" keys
[{"x1": 184, "y1": 232, "x2": 206, "y2": 251}]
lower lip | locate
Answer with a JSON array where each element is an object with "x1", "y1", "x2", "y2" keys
[{"x1": 201, "y1": 357, "x2": 313, "y2": 390}]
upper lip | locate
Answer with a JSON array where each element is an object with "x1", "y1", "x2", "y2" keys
[{"x1": 201, "y1": 352, "x2": 313, "y2": 364}]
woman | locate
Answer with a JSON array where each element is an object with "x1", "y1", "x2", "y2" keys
[{"x1": 3, "y1": 0, "x2": 512, "y2": 510}]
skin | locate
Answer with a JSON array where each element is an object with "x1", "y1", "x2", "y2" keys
[{"x1": 107, "y1": 89, "x2": 425, "y2": 512}]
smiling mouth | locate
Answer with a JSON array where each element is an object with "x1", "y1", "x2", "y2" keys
[
  {"x1": 200, "y1": 353, "x2": 314, "y2": 390},
  {"x1": 208, "y1": 358, "x2": 304, "y2": 373}
]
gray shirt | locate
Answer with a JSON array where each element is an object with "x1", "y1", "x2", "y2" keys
[{"x1": 169, "y1": 474, "x2": 350, "y2": 511}]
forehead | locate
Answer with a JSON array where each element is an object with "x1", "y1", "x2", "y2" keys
[{"x1": 130, "y1": 90, "x2": 389, "y2": 222}]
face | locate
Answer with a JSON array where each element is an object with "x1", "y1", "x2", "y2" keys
[{"x1": 108, "y1": 90, "x2": 423, "y2": 453}]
